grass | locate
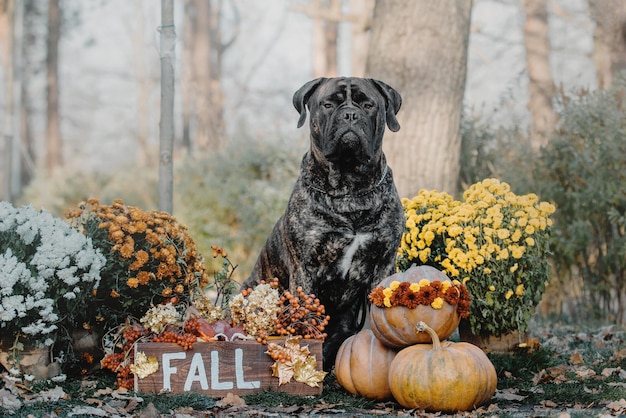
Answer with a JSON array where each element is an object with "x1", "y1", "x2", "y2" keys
[{"x1": 3, "y1": 322, "x2": 626, "y2": 417}]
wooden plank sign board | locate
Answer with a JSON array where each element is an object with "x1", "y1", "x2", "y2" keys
[{"x1": 134, "y1": 340, "x2": 323, "y2": 396}]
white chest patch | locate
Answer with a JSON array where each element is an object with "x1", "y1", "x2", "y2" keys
[{"x1": 339, "y1": 232, "x2": 372, "y2": 278}]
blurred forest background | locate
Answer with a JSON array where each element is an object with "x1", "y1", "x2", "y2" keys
[{"x1": 1, "y1": 0, "x2": 625, "y2": 325}]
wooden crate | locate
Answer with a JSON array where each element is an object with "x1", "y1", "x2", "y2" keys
[{"x1": 134, "y1": 339, "x2": 323, "y2": 396}]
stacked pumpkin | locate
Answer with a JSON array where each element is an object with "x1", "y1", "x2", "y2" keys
[{"x1": 334, "y1": 265, "x2": 498, "y2": 413}]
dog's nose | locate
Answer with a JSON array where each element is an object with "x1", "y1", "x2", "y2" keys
[{"x1": 342, "y1": 110, "x2": 360, "y2": 123}]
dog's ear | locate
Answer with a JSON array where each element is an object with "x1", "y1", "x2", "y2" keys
[
  {"x1": 369, "y1": 79, "x2": 402, "y2": 132},
  {"x1": 293, "y1": 78, "x2": 326, "y2": 128}
]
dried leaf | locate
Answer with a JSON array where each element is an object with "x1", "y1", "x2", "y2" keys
[
  {"x1": 93, "y1": 387, "x2": 113, "y2": 397},
  {"x1": 601, "y1": 367, "x2": 621, "y2": 377},
  {"x1": 495, "y1": 389, "x2": 527, "y2": 401},
  {"x1": 215, "y1": 392, "x2": 246, "y2": 408},
  {"x1": 569, "y1": 352, "x2": 584, "y2": 364},
  {"x1": 69, "y1": 406, "x2": 108, "y2": 416},
  {"x1": 0, "y1": 388, "x2": 22, "y2": 411},
  {"x1": 268, "y1": 336, "x2": 325, "y2": 386},
  {"x1": 270, "y1": 360, "x2": 295, "y2": 386},
  {"x1": 84, "y1": 397, "x2": 104, "y2": 407},
  {"x1": 607, "y1": 398, "x2": 626, "y2": 413},
  {"x1": 293, "y1": 355, "x2": 327, "y2": 387},
  {"x1": 574, "y1": 366, "x2": 596, "y2": 379},
  {"x1": 541, "y1": 399, "x2": 558, "y2": 408},
  {"x1": 532, "y1": 369, "x2": 547, "y2": 385},
  {"x1": 34, "y1": 386, "x2": 70, "y2": 402}
]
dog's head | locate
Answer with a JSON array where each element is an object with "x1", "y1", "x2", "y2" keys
[{"x1": 293, "y1": 77, "x2": 401, "y2": 169}]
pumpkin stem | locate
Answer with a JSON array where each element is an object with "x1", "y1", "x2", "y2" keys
[{"x1": 415, "y1": 321, "x2": 442, "y2": 350}]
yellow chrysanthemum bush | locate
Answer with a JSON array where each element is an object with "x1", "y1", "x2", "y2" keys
[
  {"x1": 397, "y1": 179, "x2": 556, "y2": 336},
  {"x1": 65, "y1": 198, "x2": 211, "y2": 329}
]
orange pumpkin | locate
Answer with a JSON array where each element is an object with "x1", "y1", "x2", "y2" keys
[
  {"x1": 334, "y1": 329, "x2": 398, "y2": 400},
  {"x1": 388, "y1": 321, "x2": 497, "y2": 412},
  {"x1": 370, "y1": 265, "x2": 461, "y2": 348}
]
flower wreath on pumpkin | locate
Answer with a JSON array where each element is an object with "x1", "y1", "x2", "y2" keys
[{"x1": 369, "y1": 278, "x2": 471, "y2": 318}]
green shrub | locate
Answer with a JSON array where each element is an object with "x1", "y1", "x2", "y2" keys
[
  {"x1": 535, "y1": 85, "x2": 626, "y2": 323},
  {"x1": 20, "y1": 135, "x2": 301, "y2": 283},
  {"x1": 174, "y1": 136, "x2": 301, "y2": 281}
]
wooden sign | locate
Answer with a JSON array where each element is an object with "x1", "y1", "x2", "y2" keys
[{"x1": 134, "y1": 340, "x2": 323, "y2": 396}]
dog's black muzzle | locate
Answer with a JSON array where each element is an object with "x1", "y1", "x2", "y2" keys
[{"x1": 324, "y1": 107, "x2": 373, "y2": 164}]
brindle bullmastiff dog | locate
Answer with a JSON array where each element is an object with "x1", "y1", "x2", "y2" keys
[{"x1": 245, "y1": 77, "x2": 404, "y2": 368}]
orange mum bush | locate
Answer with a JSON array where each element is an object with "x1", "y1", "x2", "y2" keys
[{"x1": 66, "y1": 198, "x2": 210, "y2": 329}]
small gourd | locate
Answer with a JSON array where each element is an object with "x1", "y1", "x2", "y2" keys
[
  {"x1": 334, "y1": 329, "x2": 398, "y2": 400},
  {"x1": 388, "y1": 321, "x2": 497, "y2": 412}
]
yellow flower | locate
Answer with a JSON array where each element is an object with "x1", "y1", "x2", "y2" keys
[
  {"x1": 383, "y1": 297, "x2": 392, "y2": 307},
  {"x1": 489, "y1": 285, "x2": 495, "y2": 291},
  {"x1": 448, "y1": 225, "x2": 463, "y2": 237},
  {"x1": 505, "y1": 290, "x2": 514, "y2": 300},
  {"x1": 510, "y1": 245, "x2": 525, "y2": 259},
  {"x1": 418, "y1": 279, "x2": 430, "y2": 287},
  {"x1": 525, "y1": 237, "x2": 535, "y2": 246},
  {"x1": 510, "y1": 263, "x2": 519, "y2": 273},
  {"x1": 496, "y1": 228, "x2": 510, "y2": 240},
  {"x1": 409, "y1": 283, "x2": 420, "y2": 292},
  {"x1": 423, "y1": 230, "x2": 435, "y2": 245},
  {"x1": 484, "y1": 268, "x2": 492, "y2": 274},
  {"x1": 389, "y1": 281, "x2": 401, "y2": 290},
  {"x1": 382, "y1": 287, "x2": 393, "y2": 298},
  {"x1": 515, "y1": 284, "x2": 525, "y2": 296},
  {"x1": 431, "y1": 297, "x2": 444, "y2": 309}
]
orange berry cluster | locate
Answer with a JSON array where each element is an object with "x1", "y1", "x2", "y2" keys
[
  {"x1": 211, "y1": 245, "x2": 228, "y2": 259},
  {"x1": 275, "y1": 286, "x2": 329, "y2": 340},
  {"x1": 266, "y1": 344, "x2": 293, "y2": 364},
  {"x1": 101, "y1": 352, "x2": 133, "y2": 389},
  {"x1": 152, "y1": 329, "x2": 198, "y2": 351},
  {"x1": 184, "y1": 317, "x2": 201, "y2": 334},
  {"x1": 101, "y1": 324, "x2": 147, "y2": 389}
]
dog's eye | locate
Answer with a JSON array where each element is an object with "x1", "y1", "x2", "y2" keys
[
  {"x1": 323, "y1": 103, "x2": 334, "y2": 109},
  {"x1": 363, "y1": 103, "x2": 374, "y2": 110}
]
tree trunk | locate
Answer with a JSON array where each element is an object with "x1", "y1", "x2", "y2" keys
[
  {"x1": 158, "y1": 0, "x2": 175, "y2": 214},
  {"x1": 45, "y1": 0, "x2": 61, "y2": 174},
  {"x1": 365, "y1": 0, "x2": 471, "y2": 198},
  {"x1": 324, "y1": 0, "x2": 340, "y2": 77},
  {"x1": 181, "y1": 0, "x2": 194, "y2": 152},
  {"x1": 523, "y1": 0, "x2": 557, "y2": 151},
  {"x1": 133, "y1": 1, "x2": 151, "y2": 167},
  {"x1": 589, "y1": 1, "x2": 626, "y2": 89},
  {"x1": 189, "y1": 0, "x2": 225, "y2": 153},
  {"x1": 349, "y1": 0, "x2": 374, "y2": 77},
  {"x1": 0, "y1": 0, "x2": 11, "y2": 201},
  {"x1": 299, "y1": 0, "x2": 341, "y2": 78}
]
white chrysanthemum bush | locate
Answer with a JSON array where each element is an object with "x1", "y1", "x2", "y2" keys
[{"x1": 0, "y1": 202, "x2": 105, "y2": 356}]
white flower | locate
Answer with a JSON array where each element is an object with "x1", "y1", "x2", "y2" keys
[
  {"x1": 140, "y1": 303, "x2": 181, "y2": 333},
  {"x1": 0, "y1": 202, "x2": 105, "y2": 348}
]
